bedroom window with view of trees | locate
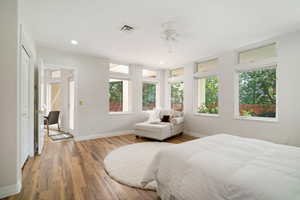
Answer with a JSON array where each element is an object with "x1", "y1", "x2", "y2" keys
[
  {"x1": 195, "y1": 58, "x2": 219, "y2": 115},
  {"x1": 109, "y1": 63, "x2": 131, "y2": 113},
  {"x1": 143, "y1": 83, "x2": 157, "y2": 111},
  {"x1": 236, "y1": 43, "x2": 277, "y2": 119},
  {"x1": 196, "y1": 77, "x2": 218, "y2": 114},
  {"x1": 142, "y1": 69, "x2": 159, "y2": 111},
  {"x1": 238, "y1": 67, "x2": 276, "y2": 118},
  {"x1": 171, "y1": 82, "x2": 184, "y2": 111},
  {"x1": 109, "y1": 79, "x2": 130, "y2": 112},
  {"x1": 168, "y1": 67, "x2": 184, "y2": 111}
]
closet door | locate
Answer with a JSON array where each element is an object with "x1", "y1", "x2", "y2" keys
[
  {"x1": 37, "y1": 59, "x2": 45, "y2": 154},
  {"x1": 20, "y1": 46, "x2": 30, "y2": 167}
]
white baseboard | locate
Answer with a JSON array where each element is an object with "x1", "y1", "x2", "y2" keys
[
  {"x1": 0, "y1": 181, "x2": 21, "y2": 199},
  {"x1": 74, "y1": 130, "x2": 134, "y2": 142},
  {"x1": 184, "y1": 131, "x2": 208, "y2": 138}
]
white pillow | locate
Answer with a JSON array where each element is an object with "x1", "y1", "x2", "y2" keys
[
  {"x1": 171, "y1": 117, "x2": 184, "y2": 125},
  {"x1": 172, "y1": 111, "x2": 183, "y2": 118},
  {"x1": 149, "y1": 120, "x2": 161, "y2": 124},
  {"x1": 147, "y1": 109, "x2": 160, "y2": 122}
]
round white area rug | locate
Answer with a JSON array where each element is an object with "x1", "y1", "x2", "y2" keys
[{"x1": 104, "y1": 142, "x2": 173, "y2": 190}]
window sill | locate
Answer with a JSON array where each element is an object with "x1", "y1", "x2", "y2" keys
[
  {"x1": 109, "y1": 112, "x2": 133, "y2": 115},
  {"x1": 194, "y1": 113, "x2": 219, "y2": 117},
  {"x1": 235, "y1": 116, "x2": 278, "y2": 123}
]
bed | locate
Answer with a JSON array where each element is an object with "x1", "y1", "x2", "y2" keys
[{"x1": 141, "y1": 134, "x2": 300, "y2": 200}]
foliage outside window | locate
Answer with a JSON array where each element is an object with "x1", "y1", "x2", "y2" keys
[
  {"x1": 197, "y1": 77, "x2": 218, "y2": 114},
  {"x1": 142, "y1": 83, "x2": 157, "y2": 110},
  {"x1": 109, "y1": 79, "x2": 129, "y2": 112},
  {"x1": 171, "y1": 82, "x2": 184, "y2": 111},
  {"x1": 51, "y1": 70, "x2": 61, "y2": 79},
  {"x1": 169, "y1": 68, "x2": 184, "y2": 78},
  {"x1": 239, "y1": 67, "x2": 276, "y2": 118}
]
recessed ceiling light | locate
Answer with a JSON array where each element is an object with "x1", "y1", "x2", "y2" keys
[
  {"x1": 71, "y1": 40, "x2": 78, "y2": 45},
  {"x1": 159, "y1": 61, "x2": 164, "y2": 65}
]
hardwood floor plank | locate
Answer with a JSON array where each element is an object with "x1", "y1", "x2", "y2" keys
[{"x1": 3, "y1": 134, "x2": 196, "y2": 200}]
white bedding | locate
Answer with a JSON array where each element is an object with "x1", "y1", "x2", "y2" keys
[{"x1": 141, "y1": 134, "x2": 300, "y2": 200}]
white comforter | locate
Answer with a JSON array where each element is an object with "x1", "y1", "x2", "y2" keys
[{"x1": 141, "y1": 134, "x2": 300, "y2": 200}]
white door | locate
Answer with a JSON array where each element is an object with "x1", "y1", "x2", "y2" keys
[
  {"x1": 20, "y1": 47, "x2": 30, "y2": 167},
  {"x1": 37, "y1": 60, "x2": 45, "y2": 154},
  {"x1": 68, "y1": 79, "x2": 75, "y2": 131}
]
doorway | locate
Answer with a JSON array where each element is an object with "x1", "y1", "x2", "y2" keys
[{"x1": 42, "y1": 67, "x2": 75, "y2": 141}]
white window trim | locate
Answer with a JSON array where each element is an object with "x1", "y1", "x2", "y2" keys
[
  {"x1": 168, "y1": 68, "x2": 184, "y2": 80},
  {"x1": 194, "y1": 70, "x2": 219, "y2": 79},
  {"x1": 235, "y1": 40, "x2": 277, "y2": 57},
  {"x1": 142, "y1": 68, "x2": 160, "y2": 81},
  {"x1": 142, "y1": 81, "x2": 160, "y2": 111},
  {"x1": 193, "y1": 74, "x2": 220, "y2": 116},
  {"x1": 168, "y1": 75, "x2": 184, "y2": 83},
  {"x1": 109, "y1": 64, "x2": 132, "y2": 114},
  {"x1": 109, "y1": 111, "x2": 133, "y2": 115},
  {"x1": 194, "y1": 113, "x2": 219, "y2": 117},
  {"x1": 109, "y1": 62, "x2": 131, "y2": 76},
  {"x1": 234, "y1": 57, "x2": 279, "y2": 122},
  {"x1": 193, "y1": 58, "x2": 220, "y2": 116},
  {"x1": 195, "y1": 57, "x2": 218, "y2": 74},
  {"x1": 236, "y1": 42, "x2": 277, "y2": 65}
]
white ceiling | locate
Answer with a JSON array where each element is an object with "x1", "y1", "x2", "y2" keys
[{"x1": 24, "y1": 0, "x2": 300, "y2": 68}]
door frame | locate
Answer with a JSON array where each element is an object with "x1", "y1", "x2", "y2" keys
[
  {"x1": 17, "y1": 25, "x2": 35, "y2": 186},
  {"x1": 68, "y1": 77, "x2": 75, "y2": 131},
  {"x1": 43, "y1": 64, "x2": 79, "y2": 136},
  {"x1": 20, "y1": 45, "x2": 31, "y2": 168}
]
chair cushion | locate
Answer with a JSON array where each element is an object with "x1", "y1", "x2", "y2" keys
[{"x1": 134, "y1": 122, "x2": 171, "y2": 133}]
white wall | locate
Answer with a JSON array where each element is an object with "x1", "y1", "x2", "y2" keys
[
  {"x1": 183, "y1": 31, "x2": 300, "y2": 147},
  {"x1": 37, "y1": 47, "x2": 165, "y2": 140},
  {"x1": 0, "y1": 0, "x2": 36, "y2": 197},
  {"x1": 0, "y1": 0, "x2": 20, "y2": 194}
]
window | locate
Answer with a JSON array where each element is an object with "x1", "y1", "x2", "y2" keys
[
  {"x1": 194, "y1": 58, "x2": 219, "y2": 115},
  {"x1": 109, "y1": 63, "x2": 129, "y2": 74},
  {"x1": 238, "y1": 67, "x2": 276, "y2": 118},
  {"x1": 196, "y1": 58, "x2": 218, "y2": 73},
  {"x1": 196, "y1": 77, "x2": 218, "y2": 114},
  {"x1": 142, "y1": 83, "x2": 157, "y2": 110},
  {"x1": 170, "y1": 82, "x2": 184, "y2": 111},
  {"x1": 109, "y1": 79, "x2": 130, "y2": 113},
  {"x1": 236, "y1": 43, "x2": 277, "y2": 120},
  {"x1": 143, "y1": 69, "x2": 157, "y2": 78},
  {"x1": 238, "y1": 43, "x2": 277, "y2": 64},
  {"x1": 109, "y1": 63, "x2": 131, "y2": 113},
  {"x1": 51, "y1": 70, "x2": 61, "y2": 79},
  {"x1": 169, "y1": 67, "x2": 184, "y2": 78}
]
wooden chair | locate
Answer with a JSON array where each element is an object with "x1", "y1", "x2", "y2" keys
[{"x1": 44, "y1": 111, "x2": 60, "y2": 136}]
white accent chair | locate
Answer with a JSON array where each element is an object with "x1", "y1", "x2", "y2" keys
[{"x1": 134, "y1": 109, "x2": 184, "y2": 141}]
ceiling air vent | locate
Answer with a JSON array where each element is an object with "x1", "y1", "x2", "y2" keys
[{"x1": 120, "y1": 25, "x2": 134, "y2": 32}]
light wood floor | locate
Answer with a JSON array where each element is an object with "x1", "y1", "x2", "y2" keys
[{"x1": 4, "y1": 134, "x2": 196, "y2": 200}]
